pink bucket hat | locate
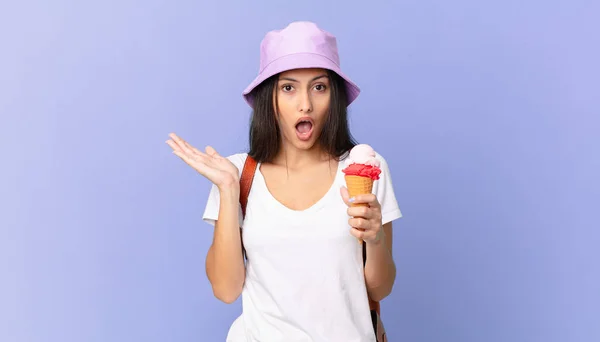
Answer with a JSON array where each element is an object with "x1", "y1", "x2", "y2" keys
[{"x1": 242, "y1": 21, "x2": 361, "y2": 107}]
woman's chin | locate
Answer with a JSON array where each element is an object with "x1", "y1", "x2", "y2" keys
[{"x1": 283, "y1": 135, "x2": 318, "y2": 151}]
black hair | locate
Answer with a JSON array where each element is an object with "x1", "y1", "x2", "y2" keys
[{"x1": 247, "y1": 69, "x2": 357, "y2": 163}]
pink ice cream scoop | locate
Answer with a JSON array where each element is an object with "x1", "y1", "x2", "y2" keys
[
  {"x1": 344, "y1": 144, "x2": 381, "y2": 168},
  {"x1": 342, "y1": 144, "x2": 382, "y2": 180}
]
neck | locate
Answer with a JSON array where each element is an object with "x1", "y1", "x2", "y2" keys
[{"x1": 271, "y1": 144, "x2": 331, "y2": 170}]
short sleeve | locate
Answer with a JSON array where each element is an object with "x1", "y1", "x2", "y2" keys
[
  {"x1": 201, "y1": 153, "x2": 247, "y2": 227},
  {"x1": 373, "y1": 153, "x2": 403, "y2": 225}
]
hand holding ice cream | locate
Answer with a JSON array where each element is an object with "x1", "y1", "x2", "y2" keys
[{"x1": 341, "y1": 144, "x2": 384, "y2": 244}]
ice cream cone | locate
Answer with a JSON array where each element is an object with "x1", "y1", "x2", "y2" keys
[
  {"x1": 342, "y1": 144, "x2": 382, "y2": 245},
  {"x1": 345, "y1": 175, "x2": 374, "y2": 243}
]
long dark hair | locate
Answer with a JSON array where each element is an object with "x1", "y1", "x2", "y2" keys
[{"x1": 248, "y1": 69, "x2": 357, "y2": 163}]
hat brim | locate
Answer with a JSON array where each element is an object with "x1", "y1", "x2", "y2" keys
[{"x1": 242, "y1": 52, "x2": 360, "y2": 107}]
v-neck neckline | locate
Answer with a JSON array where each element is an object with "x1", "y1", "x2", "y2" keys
[{"x1": 254, "y1": 159, "x2": 343, "y2": 215}]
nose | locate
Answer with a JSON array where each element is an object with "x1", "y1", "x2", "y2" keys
[{"x1": 298, "y1": 89, "x2": 313, "y2": 113}]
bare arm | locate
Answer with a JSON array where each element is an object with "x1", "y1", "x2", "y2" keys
[
  {"x1": 364, "y1": 222, "x2": 396, "y2": 302},
  {"x1": 340, "y1": 187, "x2": 397, "y2": 302},
  {"x1": 205, "y1": 184, "x2": 246, "y2": 304},
  {"x1": 166, "y1": 133, "x2": 246, "y2": 304}
]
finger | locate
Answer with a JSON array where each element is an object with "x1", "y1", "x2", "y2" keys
[
  {"x1": 351, "y1": 224, "x2": 381, "y2": 241},
  {"x1": 169, "y1": 134, "x2": 211, "y2": 163},
  {"x1": 172, "y1": 150, "x2": 218, "y2": 179},
  {"x1": 169, "y1": 133, "x2": 190, "y2": 152},
  {"x1": 166, "y1": 139, "x2": 184, "y2": 153},
  {"x1": 169, "y1": 133, "x2": 194, "y2": 155},
  {"x1": 350, "y1": 227, "x2": 366, "y2": 240},
  {"x1": 172, "y1": 149, "x2": 196, "y2": 166},
  {"x1": 205, "y1": 145, "x2": 220, "y2": 157},
  {"x1": 347, "y1": 206, "x2": 375, "y2": 219},
  {"x1": 348, "y1": 217, "x2": 371, "y2": 230},
  {"x1": 183, "y1": 140, "x2": 208, "y2": 158},
  {"x1": 348, "y1": 193, "x2": 380, "y2": 208}
]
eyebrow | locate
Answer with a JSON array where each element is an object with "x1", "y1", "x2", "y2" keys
[{"x1": 278, "y1": 74, "x2": 329, "y2": 83}]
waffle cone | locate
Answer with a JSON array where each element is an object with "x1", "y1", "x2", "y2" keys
[{"x1": 344, "y1": 175, "x2": 374, "y2": 207}]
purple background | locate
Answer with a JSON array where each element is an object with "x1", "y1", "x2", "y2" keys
[{"x1": 1, "y1": 0, "x2": 598, "y2": 341}]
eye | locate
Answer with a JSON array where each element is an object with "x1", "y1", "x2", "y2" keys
[
  {"x1": 314, "y1": 84, "x2": 327, "y2": 92},
  {"x1": 282, "y1": 85, "x2": 294, "y2": 92}
]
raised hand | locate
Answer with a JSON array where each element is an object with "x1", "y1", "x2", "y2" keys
[{"x1": 166, "y1": 133, "x2": 239, "y2": 189}]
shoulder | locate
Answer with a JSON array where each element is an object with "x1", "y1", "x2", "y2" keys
[{"x1": 372, "y1": 151, "x2": 393, "y2": 186}]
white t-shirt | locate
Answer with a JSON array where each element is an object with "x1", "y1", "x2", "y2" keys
[{"x1": 202, "y1": 151, "x2": 402, "y2": 342}]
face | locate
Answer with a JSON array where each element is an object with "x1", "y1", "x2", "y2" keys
[{"x1": 273, "y1": 68, "x2": 331, "y2": 151}]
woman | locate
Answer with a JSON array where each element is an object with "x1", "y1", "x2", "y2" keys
[{"x1": 167, "y1": 21, "x2": 402, "y2": 342}]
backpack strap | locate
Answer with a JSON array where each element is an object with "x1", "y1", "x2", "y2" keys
[
  {"x1": 239, "y1": 154, "x2": 380, "y2": 314},
  {"x1": 239, "y1": 154, "x2": 258, "y2": 262},
  {"x1": 240, "y1": 155, "x2": 258, "y2": 219}
]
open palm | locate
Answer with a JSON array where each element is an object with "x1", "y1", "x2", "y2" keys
[{"x1": 166, "y1": 133, "x2": 239, "y2": 188}]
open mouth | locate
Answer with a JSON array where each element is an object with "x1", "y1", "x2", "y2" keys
[{"x1": 295, "y1": 117, "x2": 314, "y2": 141}]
